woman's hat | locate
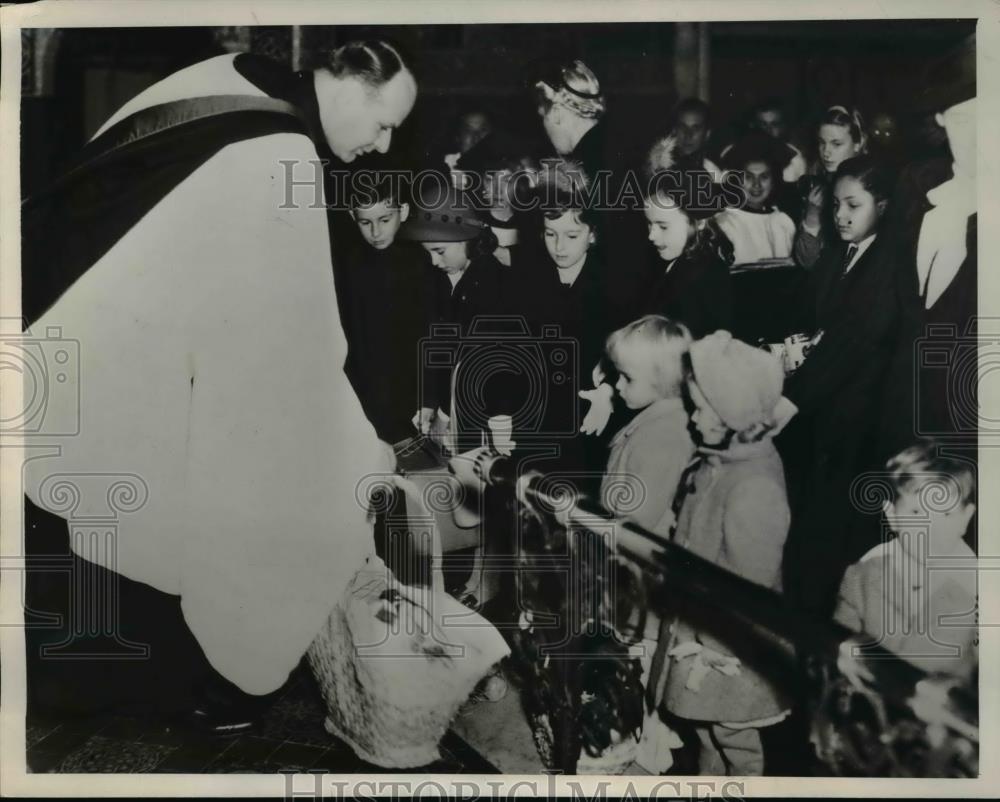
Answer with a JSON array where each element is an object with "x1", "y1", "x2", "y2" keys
[
  {"x1": 689, "y1": 330, "x2": 784, "y2": 432},
  {"x1": 916, "y1": 33, "x2": 975, "y2": 114},
  {"x1": 398, "y1": 180, "x2": 489, "y2": 242}
]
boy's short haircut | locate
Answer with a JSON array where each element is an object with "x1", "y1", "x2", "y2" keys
[
  {"x1": 674, "y1": 97, "x2": 711, "y2": 122},
  {"x1": 606, "y1": 314, "x2": 692, "y2": 397},
  {"x1": 886, "y1": 439, "x2": 976, "y2": 506}
]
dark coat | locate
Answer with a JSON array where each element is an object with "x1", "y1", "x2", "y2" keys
[
  {"x1": 878, "y1": 159, "x2": 977, "y2": 459},
  {"x1": 512, "y1": 250, "x2": 633, "y2": 475},
  {"x1": 780, "y1": 233, "x2": 899, "y2": 617},
  {"x1": 342, "y1": 241, "x2": 437, "y2": 444},
  {"x1": 423, "y1": 253, "x2": 531, "y2": 445},
  {"x1": 639, "y1": 245, "x2": 733, "y2": 339},
  {"x1": 567, "y1": 122, "x2": 650, "y2": 312},
  {"x1": 784, "y1": 235, "x2": 898, "y2": 450}
]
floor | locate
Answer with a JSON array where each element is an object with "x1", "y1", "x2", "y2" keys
[
  {"x1": 26, "y1": 655, "x2": 822, "y2": 775},
  {"x1": 25, "y1": 661, "x2": 501, "y2": 774}
]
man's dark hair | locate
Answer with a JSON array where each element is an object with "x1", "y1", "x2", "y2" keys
[
  {"x1": 323, "y1": 39, "x2": 411, "y2": 89},
  {"x1": 674, "y1": 97, "x2": 711, "y2": 125}
]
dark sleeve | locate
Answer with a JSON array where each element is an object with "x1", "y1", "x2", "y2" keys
[
  {"x1": 689, "y1": 257, "x2": 733, "y2": 338},
  {"x1": 420, "y1": 275, "x2": 452, "y2": 412},
  {"x1": 784, "y1": 252, "x2": 897, "y2": 416}
]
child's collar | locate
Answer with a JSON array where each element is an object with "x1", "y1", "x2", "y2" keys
[
  {"x1": 697, "y1": 436, "x2": 775, "y2": 464},
  {"x1": 609, "y1": 397, "x2": 685, "y2": 445}
]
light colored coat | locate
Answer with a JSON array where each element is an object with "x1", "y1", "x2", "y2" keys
[
  {"x1": 834, "y1": 538, "x2": 977, "y2": 679},
  {"x1": 649, "y1": 439, "x2": 791, "y2": 723},
  {"x1": 601, "y1": 398, "x2": 696, "y2": 537}
]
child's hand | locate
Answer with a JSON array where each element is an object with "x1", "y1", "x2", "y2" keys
[
  {"x1": 803, "y1": 184, "x2": 825, "y2": 229},
  {"x1": 579, "y1": 384, "x2": 614, "y2": 436},
  {"x1": 591, "y1": 361, "x2": 607, "y2": 388}
]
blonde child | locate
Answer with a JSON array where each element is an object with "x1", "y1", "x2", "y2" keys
[
  {"x1": 834, "y1": 441, "x2": 977, "y2": 680},
  {"x1": 599, "y1": 314, "x2": 696, "y2": 774},
  {"x1": 794, "y1": 105, "x2": 868, "y2": 268},
  {"x1": 647, "y1": 330, "x2": 792, "y2": 776},
  {"x1": 600, "y1": 315, "x2": 696, "y2": 537}
]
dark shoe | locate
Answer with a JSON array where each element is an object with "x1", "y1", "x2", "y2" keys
[
  {"x1": 186, "y1": 703, "x2": 260, "y2": 736},
  {"x1": 184, "y1": 673, "x2": 268, "y2": 736}
]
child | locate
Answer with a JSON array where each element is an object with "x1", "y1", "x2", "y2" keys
[
  {"x1": 714, "y1": 130, "x2": 796, "y2": 266},
  {"x1": 600, "y1": 315, "x2": 696, "y2": 537},
  {"x1": 639, "y1": 163, "x2": 736, "y2": 339},
  {"x1": 480, "y1": 152, "x2": 538, "y2": 269},
  {"x1": 398, "y1": 180, "x2": 521, "y2": 453},
  {"x1": 794, "y1": 105, "x2": 867, "y2": 268},
  {"x1": 648, "y1": 330, "x2": 791, "y2": 776},
  {"x1": 834, "y1": 441, "x2": 977, "y2": 680},
  {"x1": 780, "y1": 155, "x2": 899, "y2": 617},
  {"x1": 599, "y1": 314, "x2": 696, "y2": 773},
  {"x1": 502, "y1": 159, "x2": 628, "y2": 489},
  {"x1": 343, "y1": 180, "x2": 437, "y2": 445},
  {"x1": 746, "y1": 98, "x2": 807, "y2": 183}
]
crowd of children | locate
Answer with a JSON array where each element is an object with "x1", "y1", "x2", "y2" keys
[{"x1": 335, "y1": 39, "x2": 978, "y2": 775}]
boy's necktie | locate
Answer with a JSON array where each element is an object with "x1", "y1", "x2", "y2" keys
[{"x1": 841, "y1": 243, "x2": 858, "y2": 277}]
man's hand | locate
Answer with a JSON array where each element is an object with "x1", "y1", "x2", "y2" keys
[{"x1": 412, "y1": 406, "x2": 436, "y2": 434}]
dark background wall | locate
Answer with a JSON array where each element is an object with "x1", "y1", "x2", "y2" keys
[{"x1": 20, "y1": 19, "x2": 975, "y2": 198}]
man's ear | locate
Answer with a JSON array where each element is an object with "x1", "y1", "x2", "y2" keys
[
  {"x1": 399, "y1": 202, "x2": 410, "y2": 223},
  {"x1": 882, "y1": 498, "x2": 894, "y2": 517},
  {"x1": 876, "y1": 198, "x2": 888, "y2": 218}
]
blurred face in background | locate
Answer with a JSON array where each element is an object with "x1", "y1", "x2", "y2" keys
[
  {"x1": 870, "y1": 111, "x2": 898, "y2": 151},
  {"x1": 675, "y1": 109, "x2": 710, "y2": 158},
  {"x1": 817, "y1": 122, "x2": 861, "y2": 174},
  {"x1": 457, "y1": 112, "x2": 493, "y2": 154},
  {"x1": 754, "y1": 108, "x2": 787, "y2": 140},
  {"x1": 740, "y1": 160, "x2": 776, "y2": 211}
]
